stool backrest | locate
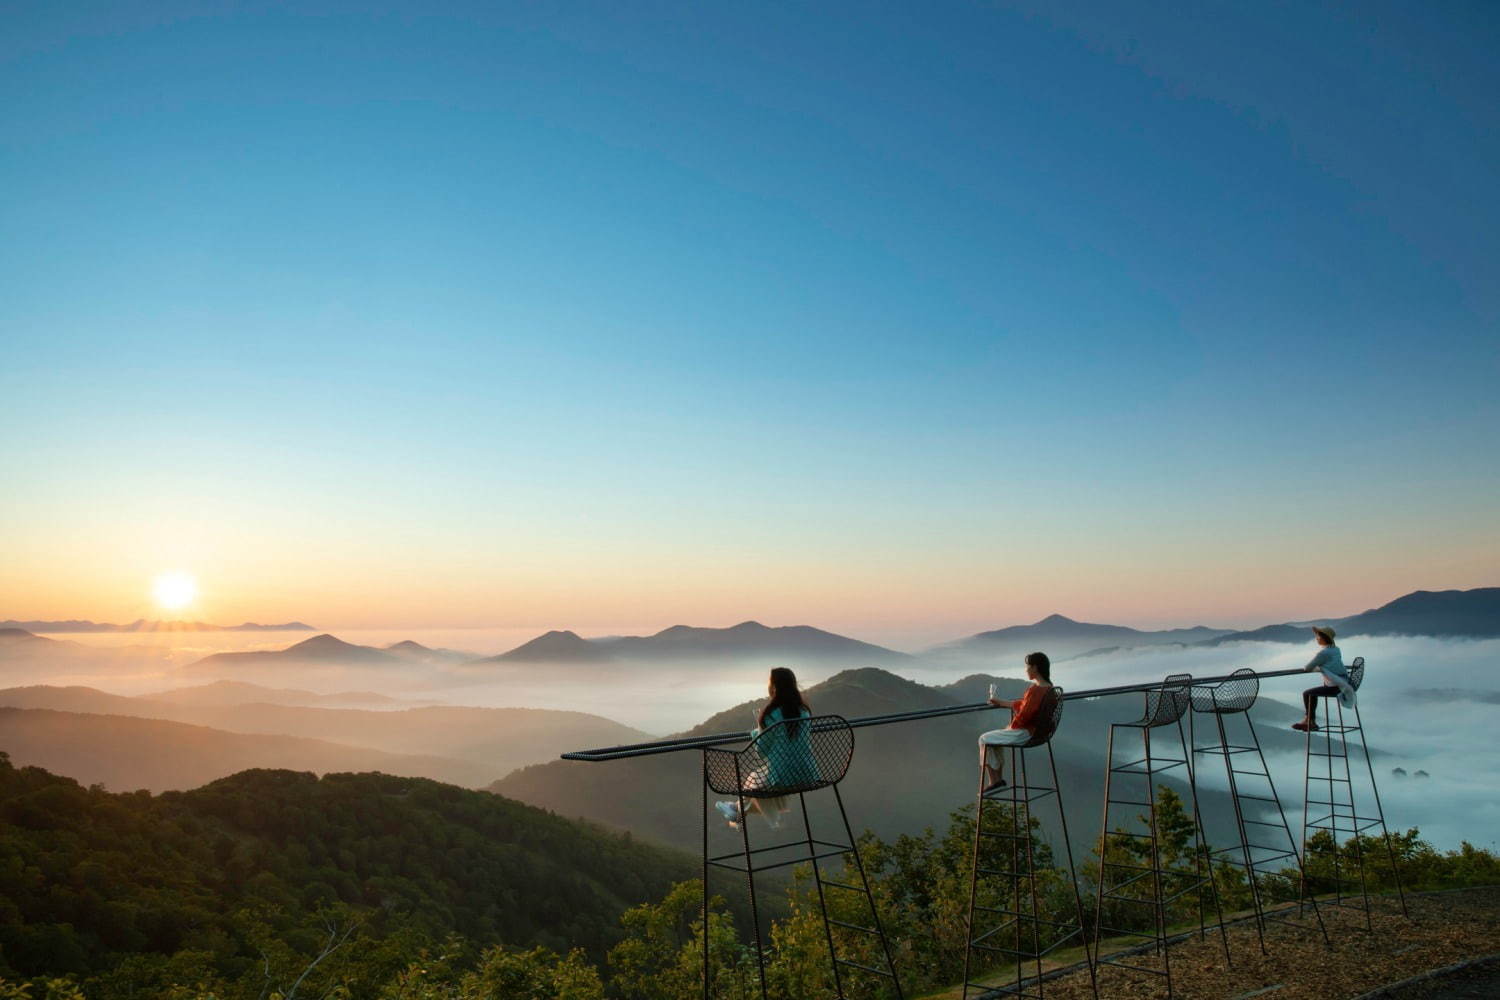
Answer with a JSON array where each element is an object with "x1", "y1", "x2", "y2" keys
[
  {"x1": 702, "y1": 714, "x2": 854, "y2": 797},
  {"x1": 1023, "y1": 687, "x2": 1065, "y2": 747},
  {"x1": 1349, "y1": 656, "x2": 1365, "y2": 691},
  {"x1": 1143, "y1": 673, "x2": 1191, "y2": 727},
  {"x1": 1191, "y1": 667, "x2": 1259, "y2": 714}
]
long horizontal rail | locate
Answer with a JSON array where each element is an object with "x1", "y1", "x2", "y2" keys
[{"x1": 561, "y1": 666, "x2": 1308, "y2": 761}]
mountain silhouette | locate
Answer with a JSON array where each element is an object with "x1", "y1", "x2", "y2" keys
[
  {"x1": 383, "y1": 639, "x2": 475, "y2": 663},
  {"x1": 597, "y1": 621, "x2": 909, "y2": 663},
  {"x1": 484, "y1": 629, "x2": 616, "y2": 663},
  {"x1": 479, "y1": 620, "x2": 909, "y2": 665},
  {"x1": 189, "y1": 633, "x2": 402, "y2": 670},
  {"x1": 936, "y1": 614, "x2": 1231, "y2": 662},
  {"x1": 1339, "y1": 587, "x2": 1500, "y2": 637},
  {"x1": 1199, "y1": 587, "x2": 1500, "y2": 646}
]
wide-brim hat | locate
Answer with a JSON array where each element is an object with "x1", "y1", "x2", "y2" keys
[{"x1": 1312, "y1": 625, "x2": 1337, "y2": 642}]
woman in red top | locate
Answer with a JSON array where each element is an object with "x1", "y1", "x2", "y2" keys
[{"x1": 978, "y1": 651, "x2": 1053, "y2": 793}]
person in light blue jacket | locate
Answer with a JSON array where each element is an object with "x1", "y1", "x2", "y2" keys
[
  {"x1": 1293, "y1": 625, "x2": 1356, "y2": 731},
  {"x1": 715, "y1": 667, "x2": 815, "y2": 829}
]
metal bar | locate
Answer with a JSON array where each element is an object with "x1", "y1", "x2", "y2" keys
[{"x1": 562, "y1": 667, "x2": 1310, "y2": 760}]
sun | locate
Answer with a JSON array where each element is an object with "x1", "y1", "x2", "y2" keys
[{"x1": 152, "y1": 571, "x2": 198, "y2": 612}]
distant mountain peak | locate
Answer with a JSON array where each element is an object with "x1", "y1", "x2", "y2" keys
[
  {"x1": 1034, "y1": 613, "x2": 1078, "y2": 626},
  {"x1": 486, "y1": 629, "x2": 613, "y2": 663},
  {"x1": 289, "y1": 633, "x2": 358, "y2": 653}
]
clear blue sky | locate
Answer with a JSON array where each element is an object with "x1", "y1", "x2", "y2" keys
[{"x1": 3, "y1": 1, "x2": 1497, "y2": 637}]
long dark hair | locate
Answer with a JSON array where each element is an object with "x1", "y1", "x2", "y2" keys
[{"x1": 760, "y1": 667, "x2": 809, "y2": 736}]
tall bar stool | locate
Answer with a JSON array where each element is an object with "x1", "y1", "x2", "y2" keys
[
  {"x1": 701, "y1": 714, "x2": 902, "y2": 1000},
  {"x1": 1093, "y1": 673, "x2": 1229, "y2": 997},
  {"x1": 1299, "y1": 656, "x2": 1410, "y2": 928},
  {"x1": 960, "y1": 687, "x2": 1097, "y2": 1000},
  {"x1": 1190, "y1": 669, "x2": 1328, "y2": 952}
]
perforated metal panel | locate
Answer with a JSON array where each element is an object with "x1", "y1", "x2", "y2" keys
[
  {"x1": 701, "y1": 714, "x2": 854, "y2": 797},
  {"x1": 1349, "y1": 656, "x2": 1365, "y2": 691},
  {"x1": 1190, "y1": 667, "x2": 1259, "y2": 714},
  {"x1": 1138, "y1": 673, "x2": 1191, "y2": 727}
]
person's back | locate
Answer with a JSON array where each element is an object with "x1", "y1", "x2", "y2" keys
[{"x1": 758, "y1": 705, "x2": 817, "y2": 789}]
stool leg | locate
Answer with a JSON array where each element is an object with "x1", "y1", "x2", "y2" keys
[
  {"x1": 1178, "y1": 715, "x2": 1230, "y2": 969},
  {"x1": 963, "y1": 754, "x2": 986, "y2": 999},
  {"x1": 799, "y1": 791, "x2": 845, "y2": 999},
  {"x1": 702, "y1": 762, "x2": 711, "y2": 1000},
  {"x1": 732, "y1": 760, "x2": 768, "y2": 1000},
  {"x1": 1092, "y1": 725, "x2": 1115, "y2": 964},
  {"x1": 1334, "y1": 699, "x2": 1373, "y2": 930},
  {"x1": 1046, "y1": 742, "x2": 1098, "y2": 999},
  {"x1": 1143, "y1": 727, "x2": 1172, "y2": 997},
  {"x1": 1352, "y1": 700, "x2": 1410, "y2": 919},
  {"x1": 831, "y1": 784, "x2": 904, "y2": 999}
]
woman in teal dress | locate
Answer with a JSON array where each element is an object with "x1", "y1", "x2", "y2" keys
[{"x1": 715, "y1": 667, "x2": 815, "y2": 828}]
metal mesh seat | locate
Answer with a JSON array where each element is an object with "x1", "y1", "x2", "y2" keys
[
  {"x1": 1126, "y1": 673, "x2": 1192, "y2": 728},
  {"x1": 1190, "y1": 667, "x2": 1259, "y2": 714},
  {"x1": 702, "y1": 714, "x2": 853, "y2": 797}
]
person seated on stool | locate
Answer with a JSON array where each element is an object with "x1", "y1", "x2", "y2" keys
[
  {"x1": 979, "y1": 651, "x2": 1053, "y2": 793},
  {"x1": 715, "y1": 666, "x2": 814, "y2": 829},
  {"x1": 1293, "y1": 625, "x2": 1356, "y2": 732}
]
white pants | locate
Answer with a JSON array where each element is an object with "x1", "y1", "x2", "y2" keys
[{"x1": 979, "y1": 729, "x2": 1030, "y2": 747}]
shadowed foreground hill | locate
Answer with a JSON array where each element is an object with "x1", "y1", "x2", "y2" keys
[
  {"x1": 0, "y1": 707, "x2": 500, "y2": 790},
  {"x1": 0, "y1": 686, "x2": 652, "y2": 780},
  {"x1": 0, "y1": 755, "x2": 699, "y2": 982}
]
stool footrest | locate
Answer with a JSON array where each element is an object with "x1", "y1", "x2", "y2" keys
[{"x1": 834, "y1": 957, "x2": 894, "y2": 978}]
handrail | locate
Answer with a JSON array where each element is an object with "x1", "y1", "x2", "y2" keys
[{"x1": 560, "y1": 667, "x2": 1309, "y2": 761}]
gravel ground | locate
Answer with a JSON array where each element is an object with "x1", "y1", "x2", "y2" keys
[{"x1": 952, "y1": 887, "x2": 1500, "y2": 1000}]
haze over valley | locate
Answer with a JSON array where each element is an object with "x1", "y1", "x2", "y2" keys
[{"x1": 4, "y1": 586, "x2": 1496, "y2": 854}]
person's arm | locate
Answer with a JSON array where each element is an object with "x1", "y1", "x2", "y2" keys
[
  {"x1": 987, "y1": 696, "x2": 1016, "y2": 709},
  {"x1": 1303, "y1": 649, "x2": 1331, "y2": 672}
]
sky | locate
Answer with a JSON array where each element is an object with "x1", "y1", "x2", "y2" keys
[{"x1": 2, "y1": 1, "x2": 1497, "y2": 643}]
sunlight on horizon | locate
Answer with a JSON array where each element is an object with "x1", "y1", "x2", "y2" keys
[{"x1": 152, "y1": 571, "x2": 197, "y2": 613}]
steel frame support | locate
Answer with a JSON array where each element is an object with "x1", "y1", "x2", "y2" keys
[
  {"x1": 1092, "y1": 715, "x2": 1229, "y2": 998},
  {"x1": 1298, "y1": 695, "x2": 1409, "y2": 928},
  {"x1": 961, "y1": 741, "x2": 1098, "y2": 999},
  {"x1": 701, "y1": 752, "x2": 903, "y2": 999}
]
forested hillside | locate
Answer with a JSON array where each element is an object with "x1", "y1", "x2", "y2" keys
[{"x1": 0, "y1": 752, "x2": 695, "y2": 993}]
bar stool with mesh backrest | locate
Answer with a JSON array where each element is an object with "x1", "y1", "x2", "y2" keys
[
  {"x1": 1092, "y1": 673, "x2": 1229, "y2": 998},
  {"x1": 700, "y1": 714, "x2": 902, "y2": 1000},
  {"x1": 1298, "y1": 656, "x2": 1410, "y2": 928},
  {"x1": 961, "y1": 687, "x2": 1097, "y2": 1000},
  {"x1": 1190, "y1": 668, "x2": 1327, "y2": 953}
]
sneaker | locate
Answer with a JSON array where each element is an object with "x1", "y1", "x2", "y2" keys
[{"x1": 714, "y1": 801, "x2": 741, "y2": 827}]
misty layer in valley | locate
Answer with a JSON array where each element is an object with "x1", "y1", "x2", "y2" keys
[{"x1": 1, "y1": 587, "x2": 1497, "y2": 856}]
